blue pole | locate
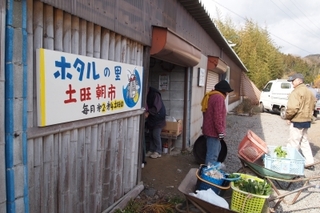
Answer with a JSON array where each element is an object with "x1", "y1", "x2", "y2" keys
[
  {"x1": 21, "y1": 0, "x2": 30, "y2": 212},
  {"x1": 5, "y1": 0, "x2": 16, "y2": 211},
  {"x1": 5, "y1": 0, "x2": 29, "y2": 212}
]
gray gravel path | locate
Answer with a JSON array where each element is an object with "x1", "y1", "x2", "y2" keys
[{"x1": 224, "y1": 112, "x2": 320, "y2": 213}]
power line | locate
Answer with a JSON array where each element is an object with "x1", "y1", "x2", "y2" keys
[
  {"x1": 289, "y1": 0, "x2": 320, "y2": 32},
  {"x1": 269, "y1": 32, "x2": 313, "y2": 55},
  {"x1": 269, "y1": 0, "x2": 319, "y2": 38},
  {"x1": 206, "y1": 0, "x2": 245, "y2": 21},
  {"x1": 206, "y1": 0, "x2": 319, "y2": 56}
]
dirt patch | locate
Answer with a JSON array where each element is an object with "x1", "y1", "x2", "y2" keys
[{"x1": 141, "y1": 149, "x2": 198, "y2": 199}]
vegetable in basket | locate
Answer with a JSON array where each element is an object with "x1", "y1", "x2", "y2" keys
[{"x1": 234, "y1": 178, "x2": 272, "y2": 196}]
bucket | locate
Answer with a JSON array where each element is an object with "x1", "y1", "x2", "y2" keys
[
  {"x1": 163, "y1": 142, "x2": 168, "y2": 154},
  {"x1": 163, "y1": 147, "x2": 168, "y2": 154}
]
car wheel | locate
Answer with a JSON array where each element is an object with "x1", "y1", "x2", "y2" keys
[
  {"x1": 280, "y1": 107, "x2": 286, "y2": 119},
  {"x1": 259, "y1": 102, "x2": 265, "y2": 112}
]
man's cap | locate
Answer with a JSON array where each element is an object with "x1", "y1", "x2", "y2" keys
[
  {"x1": 215, "y1": 80, "x2": 233, "y2": 93},
  {"x1": 287, "y1": 73, "x2": 304, "y2": 82}
]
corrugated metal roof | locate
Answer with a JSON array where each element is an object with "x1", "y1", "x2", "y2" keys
[{"x1": 178, "y1": 0, "x2": 248, "y2": 72}]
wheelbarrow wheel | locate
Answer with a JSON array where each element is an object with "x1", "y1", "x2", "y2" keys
[{"x1": 193, "y1": 135, "x2": 227, "y2": 164}]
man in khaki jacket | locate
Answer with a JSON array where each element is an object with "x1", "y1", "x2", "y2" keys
[{"x1": 285, "y1": 73, "x2": 316, "y2": 170}]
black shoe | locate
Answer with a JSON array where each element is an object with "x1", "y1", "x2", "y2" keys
[{"x1": 305, "y1": 165, "x2": 315, "y2": 171}]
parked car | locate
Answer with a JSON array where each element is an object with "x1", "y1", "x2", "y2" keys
[{"x1": 259, "y1": 79, "x2": 293, "y2": 119}]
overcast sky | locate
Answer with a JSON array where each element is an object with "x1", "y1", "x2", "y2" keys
[{"x1": 201, "y1": 0, "x2": 320, "y2": 57}]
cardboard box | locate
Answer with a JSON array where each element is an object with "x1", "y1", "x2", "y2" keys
[{"x1": 161, "y1": 119, "x2": 183, "y2": 136}]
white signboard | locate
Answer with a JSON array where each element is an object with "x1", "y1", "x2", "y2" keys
[
  {"x1": 36, "y1": 48, "x2": 143, "y2": 127},
  {"x1": 198, "y1": 68, "x2": 205, "y2": 87}
]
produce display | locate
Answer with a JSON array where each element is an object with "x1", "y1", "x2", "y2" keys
[
  {"x1": 274, "y1": 146, "x2": 287, "y2": 158},
  {"x1": 233, "y1": 178, "x2": 272, "y2": 196}
]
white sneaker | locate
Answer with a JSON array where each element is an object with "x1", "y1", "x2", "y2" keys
[
  {"x1": 146, "y1": 151, "x2": 153, "y2": 157},
  {"x1": 150, "y1": 152, "x2": 161, "y2": 159}
]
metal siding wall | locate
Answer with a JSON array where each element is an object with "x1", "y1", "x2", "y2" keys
[
  {"x1": 0, "y1": 0, "x2": 7, "y2": 212},
  {"x1": 38, "y1": 0, "x2": 219, "y2": 59},
  {"x1": 27, "y1": 1, "x2": 143, "y2": 212},
  {"x1": 40, "y1": 0, "x2": 148, "y2": 44}
]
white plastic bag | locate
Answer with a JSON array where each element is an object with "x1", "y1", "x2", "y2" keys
[
  {"x1": 189, "y1": 188, "x2": 229, "y2": 209},
  {"x1": 165, "y1": 115, "x2": 177, "y2": 122}
]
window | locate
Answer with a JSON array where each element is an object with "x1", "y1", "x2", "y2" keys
[
  {"x1": 262, "y1": 83, "x2": 272, "y2": 92},
  {"x1": 281, "y1": 83, "x2": 291, "y2": 89}
]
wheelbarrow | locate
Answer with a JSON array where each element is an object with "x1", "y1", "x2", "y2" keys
[
  {"x1": 238, "y1": 154, "x2": 320, "y2": 212},
  {"x1": 177, "y1": 167, "x2": 271, "y2": 213},
  {"x1": 177, "y1": 168, "x2": 237, "y2": 213}
]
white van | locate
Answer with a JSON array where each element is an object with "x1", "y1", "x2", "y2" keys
[{"x1": 259, "y1": 79, "x2": 293, "y2": 119}]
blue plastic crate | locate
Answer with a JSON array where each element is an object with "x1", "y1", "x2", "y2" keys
[{"x1": 264, "y1": 145, "x2": 305, "y2": 176}]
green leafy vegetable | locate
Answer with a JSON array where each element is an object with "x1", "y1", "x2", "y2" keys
[
  {"x1": 274, "y1": 146, "x2": 287, "y2": 158},
  {"x1": 234, "y1": 178, "x2": 272, "y2": 195}
]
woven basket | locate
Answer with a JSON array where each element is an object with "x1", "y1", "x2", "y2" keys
[{"x1": 231, "y1": 173, "x2": 270, "y2": 213}]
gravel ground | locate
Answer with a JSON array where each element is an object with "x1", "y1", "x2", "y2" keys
[{"x1": 224, "y1": 112, "x2": 320, "y2": 213}]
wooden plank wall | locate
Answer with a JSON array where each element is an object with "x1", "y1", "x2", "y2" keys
[
  {"x1": 27, "y1": 1, "x2": 144, "y2": 212},
  {"x1": 0, "y1": 0, "x2": 7, "y2": 212}
]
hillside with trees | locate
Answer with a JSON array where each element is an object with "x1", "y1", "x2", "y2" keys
[{"x1": 214, "y1": 17, "x2": 320, "y2": 89}]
